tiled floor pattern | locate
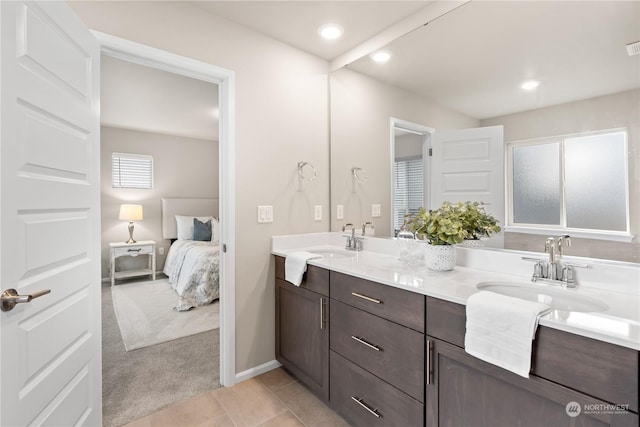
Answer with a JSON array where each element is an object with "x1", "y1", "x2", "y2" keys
[{"x1": 122, "y1": 368, "x2": 350, "y2": 427}]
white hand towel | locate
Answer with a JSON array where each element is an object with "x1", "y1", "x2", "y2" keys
[
  {"x1": 285, "y1": 251, "x2": 323, "y2": 286},
  {"x1": 464, "y1": 290, "x2": 551, "y2": 378}
]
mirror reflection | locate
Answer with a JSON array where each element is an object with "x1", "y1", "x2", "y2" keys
[{"x1": 330, "y1": 1, "x2": 639, "y2": 262}]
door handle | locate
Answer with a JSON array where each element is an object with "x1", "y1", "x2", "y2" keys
[{"x1": 1, "y1": 288, "x2": 51, "y2": 312}]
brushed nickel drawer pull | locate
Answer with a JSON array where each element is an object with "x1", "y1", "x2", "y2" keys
[
  {"x1": 426, "y1": 339, "x2": 433, "y2": 385},
  {"x1": 351, "y1": 292, "x2": 382, "y2": 304},
  {"x1": 351, "y1": 396, "x2": 381, "y2": 418},
  {"x1": 351, "y1": 335, "x2": 381, "y2": 352},
  {"x1": 320, "y1": 298, "x2": 326, "y2": 330}
]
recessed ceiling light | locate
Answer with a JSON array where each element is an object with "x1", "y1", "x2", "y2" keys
[
  {"x1": 318, "y1": 23, "x2": 343, "y2": 40},
  {"x1": 521, "y1": 80, "x2": 540, "y2": 90},
  {"x1": 371, "y1": 50, "x2": 391, "y2": 63}
]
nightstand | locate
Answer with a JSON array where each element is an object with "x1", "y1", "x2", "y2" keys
[{"x1": 110, "y1": 240, "x2": 156, "y2": 286}]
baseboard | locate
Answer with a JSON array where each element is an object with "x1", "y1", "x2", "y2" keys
[{"x1": 235, "y1": 359, "x2": 282, "y2": 383}]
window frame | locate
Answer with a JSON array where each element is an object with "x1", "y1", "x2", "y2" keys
[
  {"x1": 505, "y1": 128, "x2": 632, "y2": 242},
  {"x1": 111, "y1": 152, "x2": 154, "y2": 189}
]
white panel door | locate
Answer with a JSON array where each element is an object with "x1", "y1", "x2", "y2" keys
[
  {"x1": 431, "y1": 125, "x2": 504, "y2": 247},
  {"x1": 0, "y1": 1, "x2": 101, "y2": 426}
]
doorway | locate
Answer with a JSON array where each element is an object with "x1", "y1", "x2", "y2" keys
[
  {"x1": 95, "y1": 31, "x2": 236, "y2": 424},
  {"x1": 390, "y1": 118, "x2": 434, "y2": 236}
]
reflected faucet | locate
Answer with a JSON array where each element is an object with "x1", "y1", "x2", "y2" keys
[
  {"x1": 342, "y1": 223, "x2": 364, "y2": 251},
  {"x1": 362, "y1": 222, "x2": 373, "y2": 236}
]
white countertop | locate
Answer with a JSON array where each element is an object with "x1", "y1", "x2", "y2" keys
[{"x1": 272, "y1": 233, "x2": 640, "y2": 351}]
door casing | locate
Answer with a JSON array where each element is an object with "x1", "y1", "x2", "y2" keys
[{"x1": 95, "y1": 31, "x2": 237, "y2": 387}]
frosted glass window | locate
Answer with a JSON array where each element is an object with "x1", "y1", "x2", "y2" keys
[
  {"x1": 512, "y1": 143, "x2": 560, "y2": 225},
  {"x1": 508, "y1": 130, "x2": 629, "y2": 236},
  {"x1": 565, "y1": 132, "x2": 627, "y2": 231}
]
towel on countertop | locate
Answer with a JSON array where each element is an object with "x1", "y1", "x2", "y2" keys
[
  {"x1": 285, "y1": 251, "x2": 323, "y2": 286},
  {"x1": 464, "y1": 290, "x2": 551, "y2": 378}
]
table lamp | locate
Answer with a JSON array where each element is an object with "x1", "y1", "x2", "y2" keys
[{"x1": 119, "y1": 204, "x2": 143, "y2": 244}]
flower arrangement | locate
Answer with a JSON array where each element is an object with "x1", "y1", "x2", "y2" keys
[{"x1": 404, "y1": 201, "x2": 501, "y2": 245}]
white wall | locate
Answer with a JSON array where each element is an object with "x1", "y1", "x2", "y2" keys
[
  {"x1": 330, "y1": 68, "x2": 479, "y2": 236},
  {"x1": 482, "y1": 89, "x2": 639, "y2": 262},
  {"x1": 69, "y1": 1, "x2": 330, "y2": 373},
  {"x1": 101, "y1": 126, "x2": 218, "y2": 277}
]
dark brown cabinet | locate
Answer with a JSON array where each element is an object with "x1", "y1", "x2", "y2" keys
[
  {"x1": 426, "y1": 296, "x2": 639, "y2": 427},
  {"x1": 330, "y1": 350, "x2": 424, "y2": 427},
  {"x1": 274, "y1": 255, "x2": 639, "y2": 427},
  {"x1": 275, "y1": 258, "x2": 329, "y2": 401},
  {"x1": 329, "y1": 271, "x2": 426, "y2": 426}
]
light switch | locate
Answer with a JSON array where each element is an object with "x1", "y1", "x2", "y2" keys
[
  {"x1": 372, "y1": 204, "x2": 381, "y2": 218},
  {"x1": 257, "y1": 205, "x2": 273, "y2": 223},
  {"x1": 314, "y1": 205, "x2": 322, "y2": 221},
  {"x1": 337, "y1": 205, "x2": 344, "y2": 220}
]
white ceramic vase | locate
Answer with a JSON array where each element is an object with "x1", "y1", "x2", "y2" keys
[{"x1": 425, "y1": 244, "x2": 456, "y2": 271}]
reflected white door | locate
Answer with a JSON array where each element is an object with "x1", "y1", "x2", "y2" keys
[
  {"x1": 431, "y1": 125, "x2": 504, "y2": 247},
  {"x1": 0, "y1": 1, "x2": 101, "y2": 426}
]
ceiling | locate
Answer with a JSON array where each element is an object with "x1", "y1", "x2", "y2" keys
[
  {"x1": 101, "y1": 55, "x2": 219, "y2": 141},
  {"x1": 347, "y1": 1, "x2": 640, "y2": 119},
  {"x1": 188, "y1": 1, "x2": 432, "y2": 60},
  {"x1": 102, "y1": 1, "x2": 640, "y2": 135}
]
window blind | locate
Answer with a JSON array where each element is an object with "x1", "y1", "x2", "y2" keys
[
  {"x1": 112, "y1": 153, "x2": 153, "y2": 189},
  {"x1": 393, "y1": 156, "x2": 424, "y2": 233}
]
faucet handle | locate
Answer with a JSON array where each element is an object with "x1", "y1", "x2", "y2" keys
[
  {"x1": 342, "y1": 223, "x2": 354, "y2": 232},
  {"x1": 362, "y1": 221, "x2": 373, "y2": 236}
]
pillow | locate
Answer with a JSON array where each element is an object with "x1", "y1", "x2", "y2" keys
[
  {"x1": 175, "y1": 215, "x2": 212, "y2": 240},
  {"x1": 193, "y1": 218, "x2": 212, "y2": 241},
  {"x1": 211, "y1": 217, "x2": 220, "y2": 245}
]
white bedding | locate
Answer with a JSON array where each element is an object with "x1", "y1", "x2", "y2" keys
[{"x1": 163, "y1": 240, "x2": 220, "y2": 311}]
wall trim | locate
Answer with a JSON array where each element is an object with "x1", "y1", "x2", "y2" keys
[
  {"x1": 235, "y1": 360, "x2": 282, "y2": 384},
  {"x1": 93, "y1": 30, "x2": 237, "y2": 387}
]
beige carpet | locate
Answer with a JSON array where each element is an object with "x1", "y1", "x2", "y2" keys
[{"x1": 111, "y1": 278, "x2": 219, "y2": 351}]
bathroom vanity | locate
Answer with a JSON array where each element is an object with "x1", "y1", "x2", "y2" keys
[{"x1": 273, "y1": 233, "x2": 639, "y2": 427}]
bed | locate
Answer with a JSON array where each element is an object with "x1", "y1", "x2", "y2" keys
[{"x1": 161, "y1": 198, "x2": 220, "y2": 311}]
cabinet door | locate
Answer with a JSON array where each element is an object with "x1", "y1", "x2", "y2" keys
[
  {"x1": 276, "y1": 279, "x2": 329, "y2": 400},
  {"x1": 426, "y1": 337, "x2": 638, "y2": 427}
]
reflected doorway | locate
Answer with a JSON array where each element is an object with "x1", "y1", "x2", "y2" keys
[{"x1": 390, "y1": 118, "x2": 434, "y2": 236}]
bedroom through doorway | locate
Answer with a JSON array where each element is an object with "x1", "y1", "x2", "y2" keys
[{"x1": 99, "y1": 53, "x2": 223, "y2": 427}]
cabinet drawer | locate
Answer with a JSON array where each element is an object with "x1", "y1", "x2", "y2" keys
[
  {"x1": 534, "y1": 327, "x2": 638, "y2": 413},
  {"x1": 330, "y1": 351, "x2": 423, "y2": 427},
  {"x1": 330, "y1": 300, "x2": 424, "y2": 402},
  {"x1": 113, "y1": 244, "x2": 154, "y2": 257},
  {"x1": 274, "y1": 256, "x2": 329, "y2": 296},
  {"x1": 330, "y1": 271, "x2": 424, "y2": 332},
  {"x1": 426, "y1": 296, "x2": 639, "y2": 411},
  {"x1": 426, "y1": 296, "x2": 466, "y2": 347}
]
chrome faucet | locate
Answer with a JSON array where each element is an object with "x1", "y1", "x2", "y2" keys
[
  {"x1": 342, "y1": 223, "x2": 364, "y2": 251},
  {"x1": 362, "y1": 222, "x2": 373, "y2": 236},
  {"x1": 524, "y1": 235, "x2": 587, "y2": 288}
]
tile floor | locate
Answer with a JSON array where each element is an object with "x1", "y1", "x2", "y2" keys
[{"x1": 122, "y1": 368, "x2": 350, "y2": 427}]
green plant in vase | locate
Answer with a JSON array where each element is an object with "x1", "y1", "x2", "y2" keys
[
  {"x1": 404, "y1": 203, "x2": 468, "y2": 245},
  {"x1": 456, "y1": 201, "x2": 501, "y2": 240}
]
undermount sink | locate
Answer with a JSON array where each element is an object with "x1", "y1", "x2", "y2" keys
[
  {"x1": 308, "y1": 248, "x2": 356, "y2": 259},
  {"x1": 476, "y1": 281, "x2": 609, "y2": 313}
]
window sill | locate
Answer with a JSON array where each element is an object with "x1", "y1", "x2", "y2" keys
[{"x1": 504, "y1": 226, "x2": 635, "y2": 243}]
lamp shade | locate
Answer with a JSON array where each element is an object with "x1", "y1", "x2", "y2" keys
[{"x1": 119, "y1": 204, "x2": 143, "y2": 221}]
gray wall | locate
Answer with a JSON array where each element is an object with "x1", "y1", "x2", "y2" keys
[
  {"x1": 330, "y1": 68, "x2": 480, "y2": 236},
  {"x1": 101, "y1": 126, "x2": 219, "y2": 276},
  {"x1": 70, "y1": 0, "x2": 330, "y2": 374},
  {"x1": 482, "y1": 89, "x2": 639, "y2": 262}
]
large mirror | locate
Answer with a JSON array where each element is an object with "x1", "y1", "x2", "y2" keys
[{"x1": 330, "y1": 1, "x2": 639, "y2": 262}]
